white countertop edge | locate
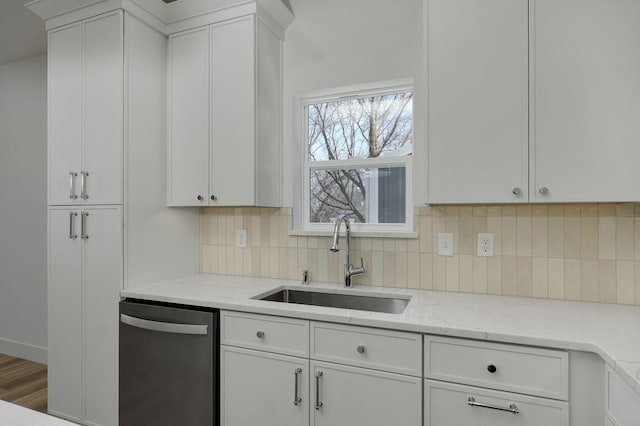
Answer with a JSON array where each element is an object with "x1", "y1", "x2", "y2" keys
[
  {"x1": 122, "y1": 273, "x2": 640, "y2": 396},
  {"x1": 0, "y1": 401, "x2": 76, "y2": 426}
]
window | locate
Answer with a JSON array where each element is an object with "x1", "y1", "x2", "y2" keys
[{"x1": 296, "y1": 80, "x2": 413, "y2": 234}]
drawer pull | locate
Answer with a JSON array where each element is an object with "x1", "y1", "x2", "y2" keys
[
  {"x1": 256, "y1": 331, "x2": 265, "y2": 339},
  {"x1": 357, "y1": 345, "x2": 366, "y2": 354},
  {"x1": 467, "y1": 396, "x2": 519, "y2": 415},
  {"x1": 293, "y1": 368, "x2": 302, "y2": 406},
  {"x1": 487, "y1": 364, "x2": 497, "y2": 373},
  {"x1": 315, "y1": 371, "x2": 323, "y2": 410}
]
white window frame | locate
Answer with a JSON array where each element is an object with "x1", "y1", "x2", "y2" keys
[{"x1": 294, "y1": 78, "x2": 414, "y2": 236}]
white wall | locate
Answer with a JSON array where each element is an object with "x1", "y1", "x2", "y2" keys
[
  {"x1": 0, "y1": 54, "x2": 47, "y2": 363},
  {"x1": 282, "y1": 0, "x2": 426, "y2": 207}
]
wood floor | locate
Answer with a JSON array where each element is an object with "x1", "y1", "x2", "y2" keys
[{"x1": 0, "y1": 353, "x2": 48, "y2": 413}]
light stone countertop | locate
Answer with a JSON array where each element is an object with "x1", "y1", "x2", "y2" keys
[
  {"x1": 0, "y1": 401, "x2": 75, "y2": 426},
  {"x1": 122, "y1": 273, "x2": 640, "y2": 395}
]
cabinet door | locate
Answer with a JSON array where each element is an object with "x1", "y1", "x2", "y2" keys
[
  {"x1": 427, "y1": 0, "x2": 528, "y2": 204},
  {"x1": 311, "y1": 361, "x2": 421, "y2": 426},
  {"x1": 221, "y1": 346, "x2": 309, "y2": 426},
  {"x1": 47, "y1": 208, "x2": 82, "y2": 422},
  {"x1": 210, "y1": 16, "x2": 256, "y2": 206},
  {"x1": 530, "y1": 0, "x2": 640, "y2": 202},
  {"x1": 83, "y1": 12, "x2": 123, "y2": 205},
  {"x1": 82, "y1": 206, "x2": 123, "y2": 426},
  {"x1": 168, "y1": 27, "x2": 210, "y2": 206},
  {"x1": 48, "y1": 24, "x2": 82, "y2": 206}
]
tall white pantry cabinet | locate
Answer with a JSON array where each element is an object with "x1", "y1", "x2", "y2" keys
[{"x1": 45, "y1": 7, "x2": 199, "y2": 426}]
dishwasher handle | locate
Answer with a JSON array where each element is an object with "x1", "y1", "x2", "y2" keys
[{"x1": 120, "y1": 313, "x2": 209, "y2": 335}]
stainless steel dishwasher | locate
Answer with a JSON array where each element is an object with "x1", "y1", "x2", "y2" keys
[{"x1": 119, "y1": 299, "x2": 218, "y2": 426}]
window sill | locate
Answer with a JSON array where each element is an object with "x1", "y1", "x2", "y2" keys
[{"x1": 288, "y1": 229, "x2": 418, "y2": 239}]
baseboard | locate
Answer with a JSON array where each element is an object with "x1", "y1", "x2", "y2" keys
[{"x1": 0, "y1": 337, "x2": 47, "y2": 364}]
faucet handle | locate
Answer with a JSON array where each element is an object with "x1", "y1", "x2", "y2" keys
[{"x1": 352, "y1": 257, "x2": 365, "y2": 275}]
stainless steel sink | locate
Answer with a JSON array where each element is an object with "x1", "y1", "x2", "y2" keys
[{"x1": 256, "y1": 288, "x2": 410, "y2": 314}]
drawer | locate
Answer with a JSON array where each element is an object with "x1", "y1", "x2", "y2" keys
[
  {"x1": 310, "y1": 321, "x2": 421, "y2": 376},
  {"x1": 425, "y1": 336, "x2": 568, "y2": 400},
  {"x1": 425, "y1": 380, "x2": 569, "y2": 426},
  {"x1": 221, "y1": 311, "x2": 309, "y2": 357},
  {"x1": 606, "y1": 365, "x2": 640, "y2": 426}
]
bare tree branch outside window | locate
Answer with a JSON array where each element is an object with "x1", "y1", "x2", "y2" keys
[{"x1": 307, "y1": 92, "x2": 413, "y2": 224}]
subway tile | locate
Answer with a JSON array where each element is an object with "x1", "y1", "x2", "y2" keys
[
  {"x1": 372, "y1": 238, "x2": 384, "y2": 251},
  {"x1": 371, "y1": 251, "x2": 384, "y2": 286},
  {"x1": 580, "y1": 217, "x2": 598, "y2": 259},
  {"x1": 396, "y1": 239, "x2": 408, "y2": 252},
  {"x1": 502, "y1": 217, "x2": 517, "y2": 256},
  {"x1": 564, "y1": 205, "x2": 581, "y2": 217},
  {"x1": 268, "y1": 247, "x2": 279, "y2": 278},
  {"x1": 581, "y1": 204, "x2": 598, "y2": 217},
  {"x1": 487, "y1": 206, "x2": 501, "y2": 217},
  {"x1": 517, "y1": 216, "x2": 532, "y2": 257},
  {"x1": 472, "y1": 256, "x2": 488, "y2": 294},
  {"x1": 532, "y1": 205, "x2": 547, "y2": 216},
  {"x1": 459, "y1": 255, "x2": 473, "y2": 293},
  {"x1": 599, "y1": 204, "x2": 616, "y2": 217},
  {"x1": 502, "y1": 205, "x2": 516, "y2": 217},
  {"x1": 516, "y1": 257, "x2": 533, "y2": 297},
  {"x1": 616, "y1": 217, "x2": 634, "y2": 260},
  {"x1": 445, "y1": 216, "x2": 459, "y2": 254},
  {"x1": 383, "y1": 252, "x2": 397, "y2": 287},
  {"x1": 235, "y1": 248, "x2": 244, "y2": 276},
  {"x1": 636, "y1": 261, "x2": 640, "y2": 305},
  {"x1": 564, "y1": 259, "x2": 581, "y2": 301},
  {"x1": 316, "y1": 249, "x2": 328, "y2": 282},
  {"x1": 473, "y1": 206, "x2": 487, "y2": 217},
  {"x1": 487, "y1": 257, "x2": 502, "y2": 295},
  {"x1": 446, "y1": 256, "x2": 460, "y2": 292},
  {"x1": 287, "y1": 247, "x2": 299, "y2": 280},
  {"x1": 243, "y1": 247, "x2": 253, "y2": 276},
  {"x1": 598, "y1": 260, "x2": 617, "y2": 304},
  {"x1": 548, "y1": 205, "x2": 564, "y2": 217},
  {"x1": 431, "y1": 216, "x2": 446, "y2": 253},
  {"x1": 420, "y1": 253, "x2": 434, "y2": 290},
  {"x1": 532, "y1": 216, "x2": 548, "y2": 257},
  {"x1": 616, "y1": 260, "x2": 635, "y2": 305},
  {"x1": 516, "y1": 205, "x2": 531, "y2": 217},
  {"x1": 487, "y1": 217, "x2": 502, "y2": 256},
  {"x1": 458, "y1": 217, "x2": 474, "y2": 255},
  {"x1": 395, "y1": 254, "x2": 408, "y2": 288},
  {"x1": 580, "y1": 259, "x2": 598, "y2": 302},
  {"x1": 501, "y1": 256, "x2": 517, "y2": 296},
  {"x1": 548, "y1": 258, "x2": 564, "y2": 300},
  {"x1": 459, "y1": 206, "x2": 473, "y2": 217},
  {"x1": 547, "y1": 217, "x2": 564, "y2": 258},
  {"x1": 532, "y1": 257, "x2": 548, "y2": 299},
  {"x1": 383, "y1": 238, "x2": 396, "y2": 252},
  {"x1": 433, "y1": 256, "x2": 446, "y2": 291},
  {"x1": 636, "y1": 218, "x2": 640, "y2": 260},
  {"x1": 407, "y1": 252, "x2": 420, "y2": 289},
  {"x1": 598, "y1": 217, "x2": 616, "y2": 260},
  {"x1": 563, "y1": 216, "x2": 581, "y2": 258},
  {"x1": 616, "y1": 203, "x2": 635, "y2": 217},
  {"x1": 446, "y1": 206, "x2": 459, "y2": 216},
  {"x1": 419, "y1": 216, "x2": 433, "y2": 253}
]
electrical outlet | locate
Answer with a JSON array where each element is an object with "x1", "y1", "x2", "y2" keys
[
  {"x1": 438, "y1": 233, "x2": 454, "y2": 256},
  {"x1": 477, "y1": 233, "x2": 494, "y2": 257},
  {"x1": 235, "y1": 229, "x2": 247, "y2": 248}
]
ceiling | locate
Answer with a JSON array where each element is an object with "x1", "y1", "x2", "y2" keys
[{"x1": 0, "y1": 0, "x2": 46, "y2": 66}]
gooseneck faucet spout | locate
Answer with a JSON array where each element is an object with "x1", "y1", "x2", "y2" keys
[{"x1": 330, "y1": 214, "x2": 365, "y2": 287}]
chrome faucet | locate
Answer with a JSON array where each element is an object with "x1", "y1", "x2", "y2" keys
[{"x1": 329, "y1": 214, "x2": 365, "y2": 287}]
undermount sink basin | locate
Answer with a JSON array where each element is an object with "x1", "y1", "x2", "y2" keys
[{"x1": 255, "y1": 287, "x2": 410, "y2": 314}]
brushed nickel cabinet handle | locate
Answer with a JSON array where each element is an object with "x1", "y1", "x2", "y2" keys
[
  {"x1": 69, "y1": 172, "x2": 78, "y2": 200},
  {"x1": 357, "y1": 345, "x2": 366, "y2": 354},
  {"x1": 80, "y1": 211, "x2": 89, "y2": 240},
  {"x1": 294, "y1": 368, "x2": 302, "y2": 406},
  {"x1": 539, "y1": 186, "x2": 549, "y2": 195},
  {"x1": 80, "y1": 171, "x2": 89, "y2": 200},
  {"x1": 68, "y1": 212, "x2": 78, "y2": 239},
  {"x1": 512, "y1": 187, "x2": 521, "y2": 196},
  {"x1": 315, "y1": 371, "x2": 323, "y2": 410},
  {"x1": 256, "y1": 330, "x2": 265, "y2": 339},
  {"x1": 467, "y1": 396, "x2": 519, "y2": 414}
]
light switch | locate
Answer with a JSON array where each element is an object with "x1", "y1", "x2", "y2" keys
[
  {"x1": 235, "y1": 229, "x2": 247, "y2": 248},
  {"x1": 437, "y1": 233, "x2": 453, "y2": 256}
]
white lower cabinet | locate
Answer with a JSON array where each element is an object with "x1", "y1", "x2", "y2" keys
[
  {"x1": 425, "y1": 380, "x2": 569, "y2": 426},
  {"x1": 48, "y1": 206, "x2": 122, "y2": 425},
  {"x1": 605, "y1": 365, "x2": 640, "y2": 426},
  {"x1": 220, "y1": 312, "x2": 422, "y2": 426},
  {"x1": 424, "y1": 336, "x2": 570, "y2": 426},
  {"x1": 311, "y1": 361, "x2": 421, "y2": 426},
  {"x1": 220, "y1": 346, "x2": 309, "y2": 426}
]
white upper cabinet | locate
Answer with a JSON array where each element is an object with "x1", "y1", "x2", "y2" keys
[
  {"x1": 48, "y1": 11, "x2": 123, "y2": 206},
  {"x1": 427, "y1": 0, "x2": 529, "y2": 204},
  {"x1": 427, "y1": 0, "x2": 640, "y2": 204},
  {"x1": 168, "y1": 14, "x2": 283, "y2": 207},
  {"x1": 530, "y1": 0, "x2": 640, "y2": 202}
]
